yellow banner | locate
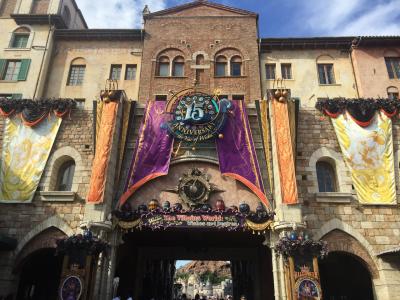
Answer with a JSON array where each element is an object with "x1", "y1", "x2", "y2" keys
[
  {"x1": 332, "y1": 112, "x2": 396, "y2": 204},
  {"x1": 0, "y1": 116, "x2": 61, "y2": 203}
]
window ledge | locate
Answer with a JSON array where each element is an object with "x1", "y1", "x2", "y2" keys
[
  {"x1": 318, "y1": 83, "x2": 341, "y2": 86},
  {"x1": 315, "y1": 192, "x2": 353, "y2": 203},
  {"x1": 4, "y1": 48, "x2": 30, "y2": 51},
  {"x1": 154, "y1": 76, "x2": 187, "y2": 79},
  {"x1": 0, "y1": 80, "x2": 18, "y2": 83},
  {"x1": 214, "y1": 76, "x2": 247, "y2": 78},
  {"x1": 38, "y1": 191, "x2": 76, "y2": 202}
]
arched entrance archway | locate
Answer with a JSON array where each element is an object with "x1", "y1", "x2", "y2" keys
[
  {"x1": 16, "y1": 248, "x2": 64, "y2": 300},
  {"x1": 319, "y1": 251, "x2": 374, "y2": 300}
]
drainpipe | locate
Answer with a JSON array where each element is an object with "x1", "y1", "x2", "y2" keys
[
  {"x1": 32, "y1": 14, "x2": 53, "y2": 99},
  {"x1": 350, "y1": 36, "x2": 361, "y2": 98}
]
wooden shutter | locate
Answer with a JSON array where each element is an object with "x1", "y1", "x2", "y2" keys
[
  {"x1": 0, "y1": 59, "x2": 6, "y2": 79},
  {"x1": 17, "y1": 59, "x2": 31, "y2": 81}
]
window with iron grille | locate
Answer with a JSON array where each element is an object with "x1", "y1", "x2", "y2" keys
[
  {"x1": 281, "y1": 63, "x2": 292, "y2": 79},
  {"x1": 110, "y1": 64, "x2": 122, "y2": 80},
  {"x1": 125, "y1": 64, "x2": 137, "y2": 80},
  {"x1": 67, "y1": 65, "x2": 85, "y2": 86},
  {"x1": 318, "y1": 64, "x2": 335, "y2": 84},
  {"x1": 265, "y1": 64, "x2": 276, "y2": 79},
  {"x1": 385, "y1": 57, "x2": 400, "y2": 79}
]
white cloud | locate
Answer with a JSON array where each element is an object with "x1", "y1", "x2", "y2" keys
[
  {"x1": 299, "y1": 0, "x2": 400, "y2": 35},
  {"x1": 77, "y1": 0, "x2": 168, "y2": 29}
]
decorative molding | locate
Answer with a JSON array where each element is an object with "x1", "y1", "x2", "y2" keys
[
  {"x1": 38, "y1": 191, "x2": 76, "y2": 202},
  {"x1": 315, "y1": 192, "x2": 353, "y2": 203}
]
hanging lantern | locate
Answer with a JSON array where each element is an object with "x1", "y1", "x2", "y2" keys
[
  {"x1": 215, "y1": 199, "x2": 225, "y2": 211},
  {"x1": 274, "y1": 90, "x2": 281, "y2": 98},
  {"x1": 289, "y1": 231, "x2": 298, "y2": 241},
  {"x1": 218, "y1": 133, "x2": 224, "y2": 139},
  {"x1": 282, "y1": 90, "x2": 289, "y2": 97}
]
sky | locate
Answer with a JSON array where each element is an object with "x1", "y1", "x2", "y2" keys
[{"x1": 76, "y1": 0, "x2": 400, "y2": 37}]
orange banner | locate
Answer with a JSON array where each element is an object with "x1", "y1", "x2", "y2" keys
[
  {"x1": 272, "y1": 98, "x2": 298, "y2": 204},
  {"x1": 87, "y1": 101, "x2": 118, "y2": 203}
]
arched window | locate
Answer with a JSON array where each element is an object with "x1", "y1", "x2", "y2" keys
[
  {"x1": 157, "y1": 56, "x2": 170, "y2": 77},
  {"x1": 172, "y1": 56, "x2": 184, "y2": 77},
  {"x1": 67, "y1": 58, "x2": 86, "y2": 86},
  {"x1": 215, "y1": 55, "x2": 227, "y2": 76},
  {"x1": 10, "y1": 27, "x2": 30, "y2": 49},
  {"x1": 196, "y1": 54, "x2": 205, "y2": 65},
  {"x1": 56, "y1": 160, "x2": 75, "y2": 191},
  {"x1": 230, "y1": 56, "x2": 242, "y2": 76},
  {"x1": 30, "y1": 0, "x2": 50, "y2": 14},
  {"x1": 316, "y1": 160, "x2": 337, "y2": 192},
  {"x1": 387, "y1": 86, "x2": 399, "y2": 100}
]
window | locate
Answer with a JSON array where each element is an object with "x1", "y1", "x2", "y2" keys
[
  {"x1": 56, "y1": 160, "x2": 75, "y2": 191},
  {"x1": 385, "y1": 57, "x2": 400, "y2": 79},
  {"x1": 316, "y1": 161, "x2": 337, "y2": 192},
  {"x1": 230, "y1": 56, "x2": 242, "y2": 76},
  {"x1": 215, "y1": 55, "x2": 227, "y2": 76},
  {"x1": 157, "y1": 56, "x2": 170, "y2": 77},
  {"x1": 67, "y1": 65, "x2": 85, "y2": 86},
  {"x1": 10, "y1": 27, "x2": 31, "y2": 49},
  {"x1": 155, "y1": 95, "x2": 167, "y2": 101},
  {"x1": 74, "y1": 98, "x2": 85, "y2": 109},
  {"x1": 110, "y1": 64, "x2": 122, "y2": 80},
  {"x1": 387, "y1": 87, "x2": 399, "y2": 100},
  {"x1": 281, "y1": 64, "x2": 292, "y2": 79},
  {"x1": 125, "y1": 64, "x2": 137, "y2": 80},
  {"x1": 172, "y1": 56, "x2": 184, "y2": 77},
  {"x1": 62, "y1": 6, "x2": 71, "y2": 27},
  {"x1": 318, "y1": 64, "x2": 335, "y2": 84},
  {"x1": 265, "y1": 64, "x2": 276, "y2": 79},
  {"x1": 0, "y1": 59, "x2": 31, "y2": 81},
  {"x1": 232, "y1": 95, "x2": 244, "y2": 101}
]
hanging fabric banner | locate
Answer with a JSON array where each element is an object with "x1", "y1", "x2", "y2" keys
[
  {"x1": 258, "y1": 100, "x2": 273, "y2": 193},
  {"x1": 272, "y1": 98, "x2": 298, "y2": 204},
  {"x1": 0, "y1": 116, "x2": 61, "y2": 203},
  {"x1": 119, "y1": 101, "x2": 174, "y2": 206},
  {"x1": 87, "y1": 101, "x2": 119, "y2": 203},
  {"x1": 216, "y1": 100, "x2": 270, "y2": 208},
  {"x1": 331, "y1": 112, "x2": 396, "y2": 204}
]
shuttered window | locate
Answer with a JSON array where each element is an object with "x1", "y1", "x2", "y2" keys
[{"x1": 0, "y1": 59, "x2": 30, "y2": 81}]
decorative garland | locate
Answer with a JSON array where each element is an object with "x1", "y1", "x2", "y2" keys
[
  {"x1": 0, "y1": 98, "x2": 76, "y2": 127},
  {"x1": 315, "y1": 98, "x2": 399, "y2": 127},
  {"x1": 55, "y1": 230, "x2": 109, "y2": 257},
  {"x1": 274, "y1": 231, "x2": 328, "y2": 260},
  {"x1": 112, "y1": 200, "x2": 275, "y2": 234}
]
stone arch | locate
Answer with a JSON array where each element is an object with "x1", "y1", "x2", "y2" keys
[
  {"x1": 308, "y1": 147, "x2": 352, "y2": 193},
  {"x1": 320, "y1": 229, "x2": 379, "y2": 279},
  {"x1": 316, "y1": 54, "x2": 335, "y2": 62},
  {"x1": 152, "y1": 44, "x2": 191, "y2": 61},
  {"x1": 13, "y1": 215, "x2": 73, "y2": 272},
  {"x1": 192, "y1": 50, "x2": 209, "y2": 62},
  {"x1": 69, "y1": 57, "x2": 86, "y2": 65},
  {"x1": 212, "y1": 46, "x2": 245, "y2": 61},
  {"x1": 41, "y1": 146, "x2": 83, "y2": 192},
  {"x1": 211, "y1": 44, "x2": 249, "y2": 61},
  {"x1": 9, "y1": 24, "x2": 34, "y2": 48},
  {"x1": 314, "y1": 218, "x2": 379, "y2": 277}
]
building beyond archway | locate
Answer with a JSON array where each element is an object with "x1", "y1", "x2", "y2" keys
[{"x1": 319, "y1": 251, "x2": 374, "y2": 300}]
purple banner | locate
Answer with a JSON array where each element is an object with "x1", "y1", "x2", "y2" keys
[
  {"x1": 120, "y1": 101, "x2": 173, "y2": 205},
  {"x1": 216, "y1": 100, "x2": 270, "y2": 207}
]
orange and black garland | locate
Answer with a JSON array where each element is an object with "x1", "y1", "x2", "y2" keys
[
  {"x1": 316, "y1": 98, "x2": 399, "y2": 127},
  {"x1": 0, "y1": 98, "x2": 76, "y2": 127}
]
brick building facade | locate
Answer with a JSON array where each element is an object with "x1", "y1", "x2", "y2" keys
[{"x1": 0, "y1": 0, "x2": 399, "y2": 299}]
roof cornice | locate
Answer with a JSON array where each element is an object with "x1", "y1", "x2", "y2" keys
[
  {"x1": 144, "y1": 0, "x2": 257, "y2": 19},
  {"x1": 54, "y1": 29, "x2": 144, "y2": 41},
  {"x1": 260, "y1": 37, "x2": 354, "y2": 51}
]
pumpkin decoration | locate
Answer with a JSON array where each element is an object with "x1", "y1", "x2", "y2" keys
[
  {"x1": 239, "y1": 202, "x2": 250, "y2": 214},
  {"x1": 148, "y1": 199, "x2": 159, "y2": 211}
]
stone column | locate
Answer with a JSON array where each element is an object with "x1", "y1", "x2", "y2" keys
[
  {"x1": 102, "y1": 231, "x2": 120, "y2": 300},
  {"x1": 269, "y1": 231, "x2": 288, "y2": 300}
]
